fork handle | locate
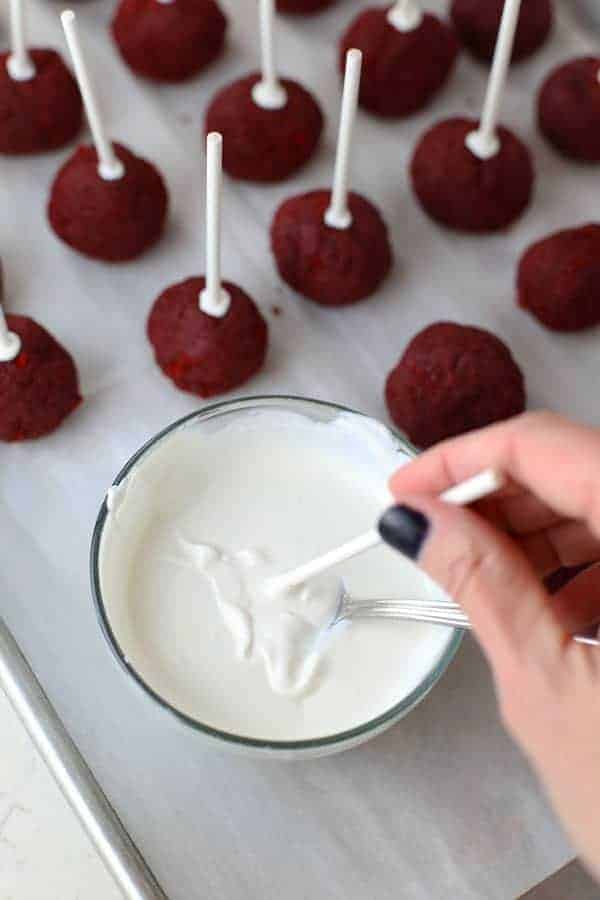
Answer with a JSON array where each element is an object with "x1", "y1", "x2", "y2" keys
[{"x1": 342, "y1": 602, "x2": 600, "y2": 646}]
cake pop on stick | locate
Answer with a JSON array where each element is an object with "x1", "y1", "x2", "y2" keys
[
  {"x1": 271, "y1": 49, "x2": 392, "y2": 306},
  {"x1": 111, "y1": 0, "x2": 227, "y2": 83},
  {"x1": 411, "y1": 0, "x2": 534, "y2": 232},
  {"x1": 0, "y1": 299, "x2": 81, "y2": 442},
  {"x1": 205, "y1": 0, "x2": 323, "y2": 181},
  {"x1": 339, "y1": 1, "x2": 458, "y2": 118},
  {"x1": 451, "y1": 0, "x2": 552, "y2": 65},
  {"x1": 148, "y1": 133, "x2": 268, "y2": 397},
  {"x1": 0, "y1": 0, "x2": 82, "y2": 155},
  {"x1": 538, "y1": 57, "x2": 600, "y2": 162},
  {"x1": 48, "y1": 10, "x2": 168, "y2": 261},
  {"x1": 518, "y1": 224, "x2": 600, "y2": 332}
]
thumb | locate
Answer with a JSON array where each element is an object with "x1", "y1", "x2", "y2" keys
[{"x1": 378, "y1": 496, "x2": 564, "y2": 678}]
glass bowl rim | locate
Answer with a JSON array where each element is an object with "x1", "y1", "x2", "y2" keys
[{"x1": 90, "y1": 394, "x2": 463, "y2": 753}]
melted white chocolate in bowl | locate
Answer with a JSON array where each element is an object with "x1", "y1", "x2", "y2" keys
[{"x1": 99, "y1": 409, "x2": 455, "y2": 742}]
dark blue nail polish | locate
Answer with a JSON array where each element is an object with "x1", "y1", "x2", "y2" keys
[{"x1": 378, "y1": 505, "x2": 430, "y2": 560}]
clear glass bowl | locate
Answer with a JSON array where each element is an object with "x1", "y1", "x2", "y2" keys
[{"x1": 90, "y1": 396, "x2": 462, "y2": 760}]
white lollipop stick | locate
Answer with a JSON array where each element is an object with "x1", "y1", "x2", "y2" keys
[
  {"x1": 268, "y1": 468, "x2": 505, "y2": 593},
  {"x1": 325, "y1": 49, "x2": 362, "y2": 231},
  {"x1": 200, "y1": 133, "x2": 231, "y2": 318},
  {"x1": 252, "y1": 0, "x2": 287, "y2": 110},
  {"x1": 61, "y1": 11, "x2": 124, "y2": 181},
  {"x1": 7, "y1": 0, "x2": 35, "y2": 81},
  {"x1": 387, "y1": 0, "x2": 423, "y2": 33},
  {"x1": 466, "y1": 0, "x2": 522, "y2": 160},
  {"x1": 0, "y1": 305, "x2": 21, "y2": 363}
]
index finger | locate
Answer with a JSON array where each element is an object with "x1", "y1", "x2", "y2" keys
[{"x1": 391, "y1": 411, "x2": 600, "y2": 537}]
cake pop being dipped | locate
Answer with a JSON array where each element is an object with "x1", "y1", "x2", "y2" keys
[
  {"x1": 450, "y1": 0, "x2": 552, "y2": 64},
  {"x1": 48, "y1": 11, "x2": 168, "y2": 261},
  {"x1": 385, "y1": 322, "x2": 525, "y2": 449},
  {"x1": 411, "y1": 0, "x2": 533, "y2": 232},
  {"x1": 517, "y1": 224, "x2": 600, "y2": 332},
  {"x1": 0, "y1": 0, "x2": 82, "y2": 155},
  {"x1": 271, "y1": 50, "x2": 392, "y2": 306},
  {"x1": 205, "y1": 0, "x2": 322, "y2": 181},
  {"x1": 339, "y1": 1, "x2": 458, "y2": 118},
  {"x1": 277, "y1": 0, "x2": 337, "y2": 12},
  {"x1": 111, "y1": 0, "x2": 227, "y2": 83},
  {"x1": 148, "y1": 134, "x2": 268, "y2": 397},
  {"x1": 538, "y1": 57, "x2": 600, "y2": 162},
  {"x1": 0, "y1": 301, "x2": 81, "y2": 442}
]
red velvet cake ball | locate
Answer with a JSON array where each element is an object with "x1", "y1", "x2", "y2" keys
[
  {"x1": 410, "y1": 117, "x2": 534, "y2": 232},
  {"x1": 385, "y1": 322, "x2": 525, "y2": 448},
  {"x1": 270, "y1": 189, "x2": 392, "y2": 305},
  {"x1": 450, "y1": 0, "x2": 552, "y2": 64},
  {"x1": 339, "y1": 7, "x2": 458, "y2": 117},
  {"x1": 205, "y1": 74, "x2": 323, "y2": 182},
  {"x1": 111, "y1": 0, "x2": 227, "y2": 83},
  {"x1": 538, "y1": 57, "x2": 600, "y2": 162},
  {"x1": 0, "y1": 315, "x2": 81, "y2": 442},
  {"x1": 147, "y1": 277, "x2": 268, "y2": 396},
  {"x1": 517, "y1": 224, "x2": 600, "y2": 332},
  {"x1": 0, "y1": 49, "x2": 82, "y2": 155},
  {"x1": 277, "y1": 0, "x2": 336, "y2": 12},
  {"x1": 48, "y1": 142, "x2": 168, "y2": 261}
]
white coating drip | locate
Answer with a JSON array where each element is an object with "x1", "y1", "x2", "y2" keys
[{"x1": 181, "y1": 542, "x2": 340, "y2": 696}]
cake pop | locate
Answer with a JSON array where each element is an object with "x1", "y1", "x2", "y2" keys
[
  {"x1": 148, "y1": 133, "x2": 268, "y2": 397},
  {"x1": 0, "y1": 0, "x2": 82, "y2": 155},
  {"x1": 277, "y1": 0, "x2": 336, "y2": 12},
  {"x1": 48, "y1": 11, "x2": 168, "y2": 261},
  {"x1": 450, "y1": 0, "x2": 552, "y2": 64},
  {"x1": 385, "y1": 322, "x2": 526, "y2": 449},
  {"x1": 0, "y1": 304, "x2": 81, "y2": 442},
  {"x1": 271, "y1": 50, "x2": 392, "y2": 306},
  {"x1": 538, "y1": 57, "x2": 600, "y2": 162},
  {"x1": 111, "y1": 0, "x2": 227, "y2": 83},
  {"x1": 339, "y1": 1, "x2": 458, "y2": 118},
  {"x1": 411, "y1": 0, "x2": 533, "y2": 232},
  {"x1": 205, "y1": 0, "x2": 322, "y2": 182},
  {"x1": 517, "y1": 224, "x2": 600, "y2": 332}
]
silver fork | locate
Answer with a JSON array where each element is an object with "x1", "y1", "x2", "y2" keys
[{"x1": 332, "y1": 590, "x2": 600, "y2": 647}]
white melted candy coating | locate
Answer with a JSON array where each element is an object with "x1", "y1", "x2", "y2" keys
[
  {"x1": 99, "y1": 409, "x2": 454, "y2": 742},
  {"x1": 179, "y1": 539, "x2": 341, "y2": 697}
]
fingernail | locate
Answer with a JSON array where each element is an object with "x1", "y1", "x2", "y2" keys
[{"x1": 378, "y1": 505, "x2": 430, "y2": 560}]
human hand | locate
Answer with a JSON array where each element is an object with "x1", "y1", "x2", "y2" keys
[{"x1": 380, "y1": 412, "x2": 600, "y2": 880}]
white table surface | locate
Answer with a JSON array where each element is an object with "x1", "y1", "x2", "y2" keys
[
  {"x1": 0, "y1": 688, "x2": 120, "y2": 900},
  {"x1": 1, "y1": 0, "x2": 599, "y2": 898}
]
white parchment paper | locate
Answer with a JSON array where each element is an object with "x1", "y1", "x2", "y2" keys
[{"x1": 1, "y1": 1, "x2": 598, "y2": 897}]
